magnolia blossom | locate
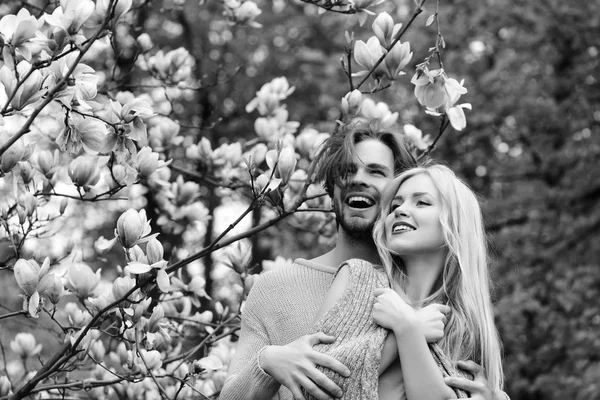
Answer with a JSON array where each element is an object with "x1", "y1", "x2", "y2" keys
[
  {"x1": 411, "y1": 68, "x2": 471, "y2": 130},
  {"x1": 341, "y1": 89, "x2": 363, "y2": 116},
  {"x1": 212, "y1": 142, "x2": 243, "y2": 167},
  {"x1": 67, "y1": 156, "x2": 102, "y2": 188},
  {"x1": 137, "y1": 349, "x2": 162, "y2": 374},
  {"x1": 246, "y1": 77, "x2": 295, "y2": 116},
  {"x1": 116, "y1": 209, "x2": 153, "y2": 249},
  {"x1": 265, "y1": 146, "x2": 297, "y2": 186},
  {"x1": 0, "y1": 132, "x2": 34, "y2": 174},
  {"x1": 133, "y1": 146, "x2": 169, "y2": 178},
  {"x1": 0, "y1": 8, "x2": 45, "y2": 61},
  {"x1": 14, "y1": 258, "x2": 43, "y2": 296},
  {"x1": 57, "y1": 113, "x2": 108, "y2": 155},
  {"x1": 148, "y1": 117, "x2": 183, "y2": 151},
  {"x1": 0, "y1": 62, "x2": 46, "y2": 110},
  {"x1": 230, "y1": 1, "x2": 262, "y2": 28},
  {"x1": 384, "y1": 41, "x2": 412, "y2": 78},
  {"x1": 64, "y1": 262, "x2": 100, "y2": 298},
  {"x1": 111, "y1": 276, "x2": 136, "y2": 300},
  {"x1": 222, "y1": 240, "x2": 252, "y2": 274},
  {"x1": 372, "y1": 12, "x2": 402, "y2": 48},
  {"x1": 34, "y1": 149, "x2": 60, "y2": 179},
  {"x1": 353, "y1": 37, "x2": 386, "y2": 78},
  {"x1": 64, "y1": 302, "x2": 92, "y2": 327},
  {"x1": 145, "y1": 47, "x2": 195, "y2": 83},
  {"x1": 37, "y1": 273, "x2": 64, "y2": 304},
  {"x1": 137, "y1": 33, "x2": 153, "y2": 52},
  {"x1": 243, "y1": 142, "x2": 268, "y2": 169},
  {"x1": 348, "y1": 0, "x2": 385, "y2": 25},
  {"x1": 403, "y1": 123, "x2": 431, "y2": 151},
  {"x1": 171, "y1": 175, "x2": 201, "y2": 206},
  {"x1": 0, "y1": 376, "x2": 10, "y2": 397},
  {"x1": 359, "y1": 98, "x2": 399, "y2": 128},
  {"x1": 10, "y1": 333, "x2": 42, "y2": 358},
  {"x1": 45, "y1": 0, "x2": 95, "y2": 34}
]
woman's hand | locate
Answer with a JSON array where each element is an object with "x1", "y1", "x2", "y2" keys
[
  {"x1": 444, "y1": 360, "x2": 509, "y2": 400},
  {"x1": 372, "y1": 288, "x2": 418, "y2": 335},
  {"x1": 415, "y1": 303, "x2": 450, "y2": 343}
]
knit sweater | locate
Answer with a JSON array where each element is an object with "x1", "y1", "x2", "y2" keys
[
  {"x1": 219, "y1": 258, "x2": 470, "y2": 400},
  {"x1": 304, "y1": 258, "x2": 391, "y2": 400},
  {"x1": 220, "y1": 258, "x2": 338, "y2": 400}
]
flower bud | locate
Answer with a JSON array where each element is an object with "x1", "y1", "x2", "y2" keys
[
  {"x1": 59, "y1": 198, "x2": 68, "y2": 214},
  {"x1": 116, "y1": 209, "x2": 148, "y2": 248},
  {"x1": 139, "y1": 349, "x2": 162, "y2": 373},
  {"x1": 19, "y1": 161, "x2": 35, "y2": 184},
  {"x1": 65, "y1": 302, "x2": 92, "y2": 327},
  {"x1": 17, "y1": 207, "x2": 27, "y2": 225},
  {"x1": 35, "y1": 149, "x2": 58, "y2": 178},
  {"x1": 65, "y1": 262, "x2": 100, "y2": 298},
  {"x1": 0, "y1": 135, "x2": 25, "y2": 173},
  {"x1": 135, "y1": 146, "x2": 159, "y2": 178},
  {"x1": 112, "y1": 276, "x2": 136, "y2": 301},
  {"x1": 145, "y1": 237, "x2": 164, "y2": 265},
  {"x1": 10, "y1": 333, "x2": 42, "y2": 358},
  {"x1": 0, "y1": 375, "x2": 11, "y2": 397},
  {"x1": 14, "y1": 259, "x2": 40, "y2": 296},
  {"x1": 276, "y1": 146, "x2": 296, "y2": 186},
  {"x1": 37, "y1": 273, "x2": 64, "y2": 304},
  {"x1": 243, "y1": 143, "x2": 268, "y2": 168},
  {"x1": 17, "y1": 191, "x2": 37, "y2": 216},
  {"x1": 341, "y1": 89, "x2": 362, "y2": 116},
  {"x1": 222, "y1": 240, "x2": 251, "y2": 274},
  {"x1": 148, "y1": 304, "x2": 165, "y2": 331},
  {"x1": 89, "y1": 340, "x2": 106, "y2": 362},
  {"x1": 68, "y1": 156, "x2": 100, "y2": 188},
  {"x1": 137, "y1": 33, "x2": 154, "y2": 52}
]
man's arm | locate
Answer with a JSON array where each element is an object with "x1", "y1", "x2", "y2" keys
[
  {"x1": 220, "y1": 274, "x2": 350, "y2": 400},
  {"x1": 219, "y1": 281, "x2": 282, "y2": 400}
]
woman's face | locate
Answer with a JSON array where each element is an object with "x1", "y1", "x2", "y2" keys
[{"x1": 384, "y1": 173, "x2": 446, "y2": 255}]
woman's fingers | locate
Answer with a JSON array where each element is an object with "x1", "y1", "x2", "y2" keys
[{"x1": 456, "y1": 359, "x2": 483, "y2": 375}]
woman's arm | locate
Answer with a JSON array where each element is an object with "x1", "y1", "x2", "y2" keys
[
  {"x1": 373, "y1": 288, "x2": 456, "y2": 400},
  {"x1": 311, "y1": 264, "x2": 350, "y2": 324}
]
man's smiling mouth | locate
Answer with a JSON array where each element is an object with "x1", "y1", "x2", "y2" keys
[{"x1": 346, "y1": 195, "x2": 375, "y2": 209}]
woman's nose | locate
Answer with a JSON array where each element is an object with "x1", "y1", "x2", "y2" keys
[{"x1": 394, "y1": 205, "x2": 409, "y2": 217}]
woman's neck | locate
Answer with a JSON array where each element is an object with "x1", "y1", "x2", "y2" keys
[{"x1": 402, "y1": 251, "x2": 446, "y2": 303}]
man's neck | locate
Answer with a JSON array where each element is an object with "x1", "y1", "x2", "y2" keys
[{"x1": 311, "y1": 228, "x2": 380, "y2": 269}]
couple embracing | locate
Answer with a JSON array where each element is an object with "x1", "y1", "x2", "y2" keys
[{"x1": 220, "y1": 122, "x2": 508, "y2": 400}]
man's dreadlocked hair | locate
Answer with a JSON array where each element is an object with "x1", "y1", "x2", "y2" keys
[{"x1": 314, "y1": 120, "x2": 418, "y2": 197}]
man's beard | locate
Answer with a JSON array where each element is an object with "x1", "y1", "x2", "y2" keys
[{"x1": 333, "y1": 197, "x2": 378, "y2": 243}]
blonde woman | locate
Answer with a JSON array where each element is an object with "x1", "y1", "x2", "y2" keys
[{"x1": 307, "y1": 164, "x2": 504, "y2": 400}]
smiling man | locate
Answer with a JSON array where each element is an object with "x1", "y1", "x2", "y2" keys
[{"x1": 220, "y1": 121, "x2": 509, "y2": 400}]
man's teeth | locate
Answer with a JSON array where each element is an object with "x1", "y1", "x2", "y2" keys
[
  {"x1": 393, "y1": 225, "x2": 415, "y2": 233},
  {"x1": 348, "y1": 196, "x2": 374, "y2": 207}
]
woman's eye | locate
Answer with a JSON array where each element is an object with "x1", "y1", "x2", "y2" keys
[
  {"x1": 417, "y1": 200, "x2": 430, "y2": 206},
  {"x1": 390, "y1": 203, "x2": 400, "y2": 211}
]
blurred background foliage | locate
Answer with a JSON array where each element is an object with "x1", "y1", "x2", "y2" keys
[{"x1": 0, "y1": 0, "x2": 598, "y2": 398}]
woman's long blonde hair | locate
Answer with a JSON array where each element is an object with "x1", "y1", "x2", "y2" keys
[{"x1": 373, "y1": 164, "x2": 504, "y2": 391}]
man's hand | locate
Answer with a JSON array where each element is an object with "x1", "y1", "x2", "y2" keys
[
  {"x1": 444, "y1": 360, "x2": 509, "y2": 400},
  {"x1": 259, "y1": 332, "x2": 351, "y2": 400},
  {"x1": 415, "y1": 303, "x2": 450, "y2": 343}
]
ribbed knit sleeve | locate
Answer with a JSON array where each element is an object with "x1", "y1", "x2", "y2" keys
[
  {"x1": 305, "y1": 259, "x2": 391, "y2": 400},
  {"x1": 220, "y1": 259, "x2": 338, "y2": 400},
  {"x1": 219, "y1": 276, "x2": 282, "y2": 400}
]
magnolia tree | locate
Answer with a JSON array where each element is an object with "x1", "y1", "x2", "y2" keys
[{"x1": 0, "y1": 0, "x2": 470, "y2": 398}]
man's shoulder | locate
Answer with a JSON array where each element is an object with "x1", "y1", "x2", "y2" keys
[{"x1": 258, "y1": 258, "x2": 336, "y2": 285}]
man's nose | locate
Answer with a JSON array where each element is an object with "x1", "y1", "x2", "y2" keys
[{"x1": 348, "y1": 168, "x2": 368, "y2": 186}]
